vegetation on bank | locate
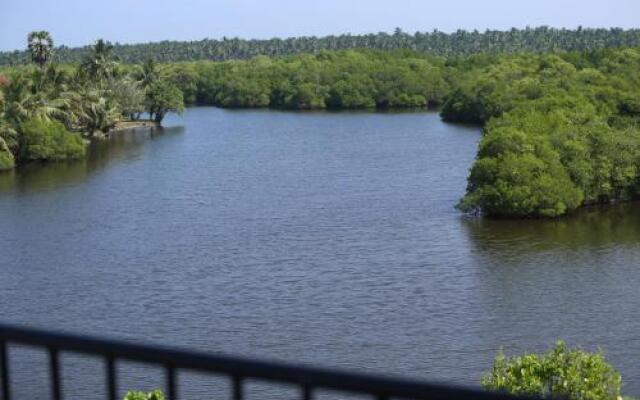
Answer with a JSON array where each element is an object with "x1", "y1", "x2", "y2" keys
[
  {"x1": 0, "y1": 32, "x2": 185, "y2": 170},
  {"x1": 160, "y1": 50, "x2": 449, "y2": 109},
  {"x1": 2, "y1": 27, "x2": 640, "y2": 65},
  {"x1": 442, "y1": 49, "x2": 640, "y2": 217},
  {"x1": 150, "y1": 47, "x2": 640, "y2": 218},
  {"x1": 4, "y1": 30, "x2": 640, "y2": 219}
]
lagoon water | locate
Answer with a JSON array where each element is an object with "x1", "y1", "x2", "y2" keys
[{"x1": 1, "y1": 107, "x2": 640, "y2": 398}]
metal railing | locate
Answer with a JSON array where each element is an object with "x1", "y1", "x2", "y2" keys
[{"x1": 0, "y1": 323, "x2": 536, "y2": 400}]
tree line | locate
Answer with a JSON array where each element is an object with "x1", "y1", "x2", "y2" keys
[
  {"x1": 2, "y1": 27, "x2": 640, "y2": 65},
  {"x1": 160, "y1": 50, "x2": 449, "y2": 109}
]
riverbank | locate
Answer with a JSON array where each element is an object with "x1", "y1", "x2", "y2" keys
[{"x1": 110, "y1": 120, "x2": 160, "y2": 132}]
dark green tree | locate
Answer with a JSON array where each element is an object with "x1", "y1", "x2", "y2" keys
[{"x1": 146, "y1": 80, "x2": 184, "y2": 122}]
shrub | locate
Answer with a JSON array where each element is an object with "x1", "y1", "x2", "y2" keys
[
  {"x1": 0, "y1": 148, "x2": 14, "y2": 170},
  {"x1": 123, "y1": 390, "x2": 164, "y2": 400},
  {"x1": 482, "y1": 341, "x2": 621, "y2": 400},
  {"x1": 18, "y1": 118, "x2": 86, "y2": 162},
  {"x1": 0, "y1": 137, "x2": 14, "y2": 170}
]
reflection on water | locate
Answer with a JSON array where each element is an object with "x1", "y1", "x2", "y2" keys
[
  {"x1": 0, "y1": 126, "x2": 184, "y2": 194},
  {"x1": 463, "y1": 203, "x2": 640, "y2": 257}
]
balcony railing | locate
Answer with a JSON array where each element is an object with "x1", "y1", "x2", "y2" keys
[{"x1": 0, "y1": 323, "x2": 540, "y2": 400}]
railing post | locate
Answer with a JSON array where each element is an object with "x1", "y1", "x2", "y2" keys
[
  {"x1": 48, "y1": 347, "x2": 62, "y2": 400},
  {"x1": 0, "y1": 341, "x2": 10, "y2": 400},
  {"x1": 166, "y1": 365, "x2": 177, "y2": 400},
  {"x1": 106, "y1": 357, "x2": 117, "y2": 400},
  {"x1": 0, "y1": 323, "x2": 544, "y2": 400},
  {"x1": 232, "y1": 376, "x2": 243, "y2": 400},
  {"x1": 302, "y1": 385, "x2": 312, "y2": 400}
]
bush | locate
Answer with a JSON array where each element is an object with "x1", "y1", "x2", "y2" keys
[
  {"x1": 0, "y1": 148, "x2": 14, "y2": 170},
  {"x1": 0, "y1": 137, "x2": 14, "y2": 170},
  {"x1": 482, "y1": 341, "x2": 621, "y2": 400},
  {"x1": 447, "y1": 49, "x2": 640, "y2": 217},
  {"x1": 123, "y1": 390, "x2": 164, "y2": 400},
  {"x1": 458, "y1": 127, "x2": 584, "y2": 218},
  {"x1": 146, "y1": 80, "x2": 185, "y2": 122},
  {"x1": 18, "y1": 118, "x2": 86, "y2": 162}
]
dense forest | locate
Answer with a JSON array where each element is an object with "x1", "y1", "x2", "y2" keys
[
  {"x1": 160, "y1": 50, "x2": 449, "y2": 109},
  {"x1": 3, "y1": 30, "x2": 640, "y2": 218},
  {"x1": 443, "y1": 48, "x2": 640, "y2": 218},
  {"x1": 2, "y1": 27, "x2": 640, "y2": 65}
]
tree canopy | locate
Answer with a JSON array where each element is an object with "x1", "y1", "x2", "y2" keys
[
  {"x1": 443, "y1": 49, "x2": 640, "y2": 217},
  {"x1": 3, "y1": 27, "x2": 640, "y2": 66}
]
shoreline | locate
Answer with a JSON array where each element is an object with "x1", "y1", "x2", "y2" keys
[{"x1": 109, "y1": 120, "x2": 160, "y2": 132}]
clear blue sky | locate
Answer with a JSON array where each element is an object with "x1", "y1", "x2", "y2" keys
[{"x1": 1, "y1": 0, "x2": 639, "y2": 51}]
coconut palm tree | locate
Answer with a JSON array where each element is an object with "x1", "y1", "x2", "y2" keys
[
  {"x1": 27, "y1": 31, "x2": 54, "y2": 68},
  {"x1": 66, "y1": 85, "x2": 119, "y2": 134},
  {"x1": 2, "y1": 74, "x2": 71, "y2": 126},
  {"x1": 81, "y1": 39, "x2": 119, "y2": 82},
  {"x1": 139, "y1": 59, "x2": 158, "y2": 89}
]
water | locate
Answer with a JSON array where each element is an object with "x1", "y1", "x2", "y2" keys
[{"x1": 1, "y1": 107, "x2": 640, "y2": 399}]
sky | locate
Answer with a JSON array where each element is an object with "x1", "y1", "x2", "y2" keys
[{"x1": 1, "y1": 0, "x2": 639, "y2": 51}]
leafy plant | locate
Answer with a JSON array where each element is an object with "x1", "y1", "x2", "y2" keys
[
  {"x1": 18, "y1": 118, "x2": 86, "y2": 161},
  {"x1": 123, "y1": 390, "x2": 164, "y2": 400},
  {"x1": 482, "y1": 342, "x2": 622, "y2": 400}
]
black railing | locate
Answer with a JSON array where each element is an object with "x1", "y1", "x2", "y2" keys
[{"x1": 0, "y1": 323, "x2": 537, "y2": 400}]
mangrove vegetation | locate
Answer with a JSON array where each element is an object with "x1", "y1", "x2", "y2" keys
[{"x1": 3, "y1": 29, "x2": 640, "y2": 218}]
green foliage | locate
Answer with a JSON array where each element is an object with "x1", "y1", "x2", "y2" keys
[
  {"x1": 4, "y1": 27, "x2": 640, "y2": 65},
  {"x1": 146, "y1": 80, "x2": 185, "y2": 122},
  {"x1": 0, "y1": 32, "x2": 186, "y2": 170},
  {"x1": 449, "y1": 48, "x2": 640, "y2": 217},
  {"x1": 458, "y1": 127, "x2": 584, "y2": 218},
  {"x1": 161, "y1": 50, "x2": 448, "y2": 110},
  {"x1": 18, "y1": 118, "x2": 86, "y2": 161},
  {"x1": 4, "y1": 30, "x2": 640, "y2": 218},
  {"x1": 81, "y1": 39, "x2": 119, "y2": 81},
  {"x1": 482, "y1": 342, "x2": 621, "y2": 400},
  {"x1": 108, "y1": 77, "x2": 146, "y2": 119},
  {"x1": 123, "y1": 390, "x2": 164, "y2": 400},
  {"x1": 0, "y1": 139, "x2": 14, "y2": 170}
]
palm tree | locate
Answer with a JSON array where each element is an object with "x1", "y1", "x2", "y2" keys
[
  {"x1": 82, "y1": 39, "x2": 119, "y2": 82},
  {"x1": 3, "y1": 74, "x2": 71, "y2": 126},
  {"x1": 0, "y1": 89, "x2": 16, "y2": 152},
  {"x1": 65, "y1": 84, "x2": 119, "y2": 134},
  {"x1": 139, "y1": 59, "x2": 158, "y2": 89},
  {"x1": 27, "y1": 31, "x2": 54, "y2": 68}
]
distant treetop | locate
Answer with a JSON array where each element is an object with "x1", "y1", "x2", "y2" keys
[{"x1": 2, "y1": 26, "x2": 640, "y2": 65}]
